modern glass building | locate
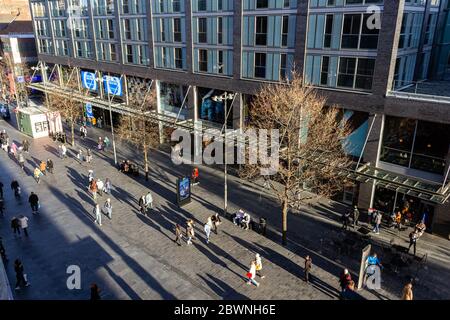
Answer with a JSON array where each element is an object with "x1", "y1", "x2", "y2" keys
[{"x1": 28, "y1": 0, "x2": 450, "y2": 236}]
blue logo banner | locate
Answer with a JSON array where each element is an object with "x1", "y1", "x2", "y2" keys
[
  {"x1": 85, "y1": 103, "x2": 93, "y2": 118},
  {"x1": 103, "y1": 75, "x2": 122, "y2": 96},
  {"x1": 81, "y1": 71, "x2": 98, "y2": 91}
]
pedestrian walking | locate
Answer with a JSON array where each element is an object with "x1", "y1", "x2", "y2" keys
[
  {"x1": 94, "y1": 203, "x2": 102, "y2": 226},
  {"x1": 77, "y1": 149, "x2": 83, "y2": 163},
  {"x1": 304, "y1": 255, "x2": 312, "y2": 283},
  {"x1": 19, "y1": 215, "x2": 29, "y2": 237},
  {"x1": 90, "y1": 283, "x2": 101, "y2": 300},
  {"x1": 11, "y1": 217, "x2": 21, "y2": 236},
  {"x1": 10, "y1": 142, "x2": 17, "y2": 158},
  {"x1": 104, "y1": 178, "x2": 112, "y2": 194},
  {"x1": 341, "y1": 210, "x2": 351, "y2": 230},
  {"x1": 22, "y1": 139, "x2": 29, "y2": 153},
  {"x1": 97, "y1": 179, "x2": 104, "y2": 197},
  {"x1": 0, "y1": 237, "x2": 8, "y2": 261},
  {"x1": 33, "y1": 167, "x2": 43, "y2": 184},
  {"x1": 210, "y1": 213, "x2": 222, "y2": 234},
  {"x1": 88, "y1": 170, "x2": 94, "y2": 183},
  {"x1": 18, "y1": 152, "x2": 25, "y2": 170},
  {"x1": 28, "y1": 192, "x2": 39, "y2": 214},
  {"x1": 103, "y1": 198, "x2": 112, "y2": 219},
  {"x1": 89, "y1": 179, "x2": 98, "y2": 201},
  {"x1": 97, "y1": 137, "x2": 103, "y2": 151},
  {"x1": 339, "y1": 269, "x2": 352, "y2": 294},
  {"x1": 204, "y1": 218, "x2": 212, "y2": 244},
  {"x1": 39, "y1": 160, "x2": 47, "y2": 175},
  {"x1": 401, "y1": 280, "x2": 414, "y2": 300},
  {"x1": 104, "y1": 136, "x2": 110, "y2": 150},
  {"x1": 186, "y1": 219, "x2": 195, "y2": 245},
  {"x1": 255, "y1": 253, "x2": 265, "y2": 279},
  {"x1": 11, "y1": 180, "x2": 21, "y2": 199},
  {"x1": 373, "y1": 211, "x2": 382, "y2": 234},
  {"x1": 61, "y1": 144, "x2": 67, "y2": 159},
  {"x1": 395, "y1": 211, "x2": 402, "y2": 230},
  {"x1": 97, "y1": 117, "x2": 103, "y2": 129},
  {"x1": 144, "y1": 191, "x2": 153, "y2": 211},
  {"x1": 246, "y1": 260, "x2": 260, "y2": 287},
  {"x1": 174, "y1": 224, "x2": 183, "y2": 246},
  {"x1": 139, "y1": 195, "x2": 146, "y2": 214},
  {"x1": 353, "y1": 206, "x2": 360, "y2": 229},
  {"x1": 14, "y1": 259, "x2": 30, "y2": 290},
  {"x1": 86, "y1": 148, "x2": 92, "y2": 163},
  {"x1": 47, "y1": 158, "x2": 54, "y2": 174},
  {"x1": 408, "y1": 230, "x2": 419, "y2": 256}
]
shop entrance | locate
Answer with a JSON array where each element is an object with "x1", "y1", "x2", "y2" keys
[{"x1": 373, "y1": 185, "x2": 435, "y2": 232}]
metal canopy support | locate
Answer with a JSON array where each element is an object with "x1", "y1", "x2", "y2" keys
[
  {"x1": 356, "y1": 114, "x2": 377, "y2": 171},
  {"x1": 174, "y1": 85, "x2": 191, "y2": 125}
]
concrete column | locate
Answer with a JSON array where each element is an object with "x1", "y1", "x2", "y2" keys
[
  {"x1": 294, "y1": 0, "x2": 309, "y2": 76},
  {"x1": 357, "y1": 113, "x2": 384, "y2": 210},
  {"x1": 371, "y1": 0, "x2": 404, "y2": 96}
]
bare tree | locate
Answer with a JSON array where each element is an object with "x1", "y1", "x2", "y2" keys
[
  {"x1": 240, "y1": 72, "x2": 353, "y2": 245},
  {"x1": 116, "y1": 82, "x2": 159, "y2": 181}
]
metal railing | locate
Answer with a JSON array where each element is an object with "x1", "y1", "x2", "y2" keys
[{"x1": 389, "y1": 80, "x2": 450, "y2": 104}]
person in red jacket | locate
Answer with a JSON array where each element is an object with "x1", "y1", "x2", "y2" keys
[{"x1": 192, "y1": 167, "x2": 199, "y2": 185}]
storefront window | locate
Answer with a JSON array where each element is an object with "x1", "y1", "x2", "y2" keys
[
  {"x1": 380, "y1": 116, "x2": 449, "y2": 175},
  {"x1": 197, "y1": 87, "x2": 233, "y2": 127},
  {"x1": 380, "y1": 116, "x2": 416, "y2": 167},
  {"x1": 373, "y1": 185, "x2": 435, "y2": 231},
  {"x1": 159, "y1": 82, "x2": 188, "y2": 114},
  {"x1": 410, "y1": 121, "x2": 449, "y2": 174}
]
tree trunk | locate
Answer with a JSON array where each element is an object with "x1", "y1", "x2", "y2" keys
[
  {"x1": 144, "y1": 145, "x2": 149, "y2": 181},
  {"x1": 70, "y1": 119, "x2": 75, "y2": 146},
  {"x1": 282, "y1": 198, "x2": 288, "y2": 246}
]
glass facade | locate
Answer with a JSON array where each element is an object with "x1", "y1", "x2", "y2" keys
[{"x1": 380, "y1": 116, "x2": 450, "y2": 175}]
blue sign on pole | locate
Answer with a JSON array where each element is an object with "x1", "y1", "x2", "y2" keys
[
  {"x1": 85, "y1": 103, "x2": 93, "y2": 118},
  {"x1": 103, "y1": 76, "x2": 122, "y2": 96},
  {"x1": 81, "y1": 71, "x2": 98, "y2": 91}
]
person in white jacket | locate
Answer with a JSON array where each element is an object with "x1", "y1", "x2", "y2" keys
[
  {"x1": 96, "y1": 179, "x2": 104, "y2": 197},
  {"x1": 94, "y1": 204, "x2": 102, "y2": 226},
  {"x1": 247, "y1": 260, "x2": 260, "y2": 287}
]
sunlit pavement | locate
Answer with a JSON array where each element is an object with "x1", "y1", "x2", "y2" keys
[{"x1": 1, "y1": 117, "x2": 449, "y2": 300}]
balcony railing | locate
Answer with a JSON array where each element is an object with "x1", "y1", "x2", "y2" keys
[{"x1": 388, "y1": 80, "x2": 450, "y2": 104}]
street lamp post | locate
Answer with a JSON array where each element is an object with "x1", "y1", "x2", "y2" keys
[{"x1": 212, "y1": 92, "x2": 235, "y2": 217}]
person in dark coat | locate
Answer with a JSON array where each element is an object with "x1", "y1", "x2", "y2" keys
[
  {"x1": 341, "y1": 211, "x2": 351, "y2": 230},
  {"x1": 47, "y1": 159, "x2": 54, "y2": 174},
  {"x1": 90, "y1": 283, "x2": 101, "y2": 300},
  {"x1": 304, "y1": 255, "x2": 312, "y2": 283},
  {"x1": 11, "y1": 217, "x2": 21, "y2": 236},
  {"x1": 14, "y1": 259, "x2": 29, "y2": 290},
  {"x1": 28, "y1": 192, "x2": 39, "y2": 214}
]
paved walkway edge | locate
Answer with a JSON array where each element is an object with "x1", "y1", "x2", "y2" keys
[{"x1": 0, "y1": 259, "x2": 13, "y2": 300}]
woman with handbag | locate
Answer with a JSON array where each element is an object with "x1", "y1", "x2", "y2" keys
[
  {"x1": 211, "y1": 213, "x2": 222, "y2": 234},
  {"x1": 246, "y1": 260, "x2": 260, "y2": 287}
]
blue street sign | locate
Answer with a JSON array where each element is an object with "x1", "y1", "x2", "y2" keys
[
  {"x1": 85, "y1": 103, "x2": 93, "y2": 118},
  {"x1": 103, "y1": 75, "x2": 122, "y2": 96},
  {"x1": 81, "y1": 71, "x2": 98, "y2": 91}
]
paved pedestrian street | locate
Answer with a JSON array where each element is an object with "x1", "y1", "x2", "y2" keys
[{"x1": 1, "y1": 118, "x2": 450, "y2": 300}]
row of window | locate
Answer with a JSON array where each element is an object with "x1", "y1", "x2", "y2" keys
[
  {"x1": 307, "y1": 13, "x2": 379, "y2": 50},
  {"x1": 309, "y1": 0, "x2": 382, "y2": 7},
  {"x1": 305, "y1": 55, "x2": 375, "y2": 91}
]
